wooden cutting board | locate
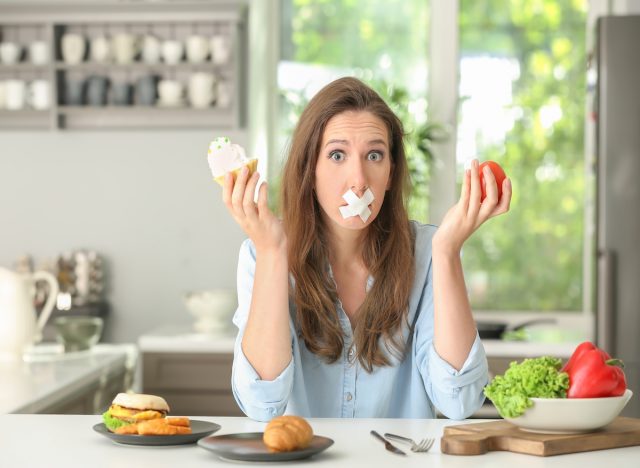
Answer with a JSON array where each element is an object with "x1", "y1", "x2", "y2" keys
[{"x1": 441, "y1": 417, "x2": 640, "y2": 457}]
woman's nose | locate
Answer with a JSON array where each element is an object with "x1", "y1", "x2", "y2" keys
[{"x1": 349, "y1": 157, "x2": 367, "y2": 194}]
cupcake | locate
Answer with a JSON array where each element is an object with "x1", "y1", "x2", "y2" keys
[{"x1": 207, "y1": 137, "x2": 258, "y2": 186}]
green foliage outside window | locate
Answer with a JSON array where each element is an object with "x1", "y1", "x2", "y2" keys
[{"x1": 459, "y1": 0, "x2": 587, "y2": 311}]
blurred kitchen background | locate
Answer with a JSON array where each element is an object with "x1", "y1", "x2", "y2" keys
[{"x1": 1, "y1": 0, "x2": 639, "y2": 418}]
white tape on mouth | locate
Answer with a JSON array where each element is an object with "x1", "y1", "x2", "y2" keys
[{"x1": 339, "y1": 188, "x2": 375, "y2": 222}]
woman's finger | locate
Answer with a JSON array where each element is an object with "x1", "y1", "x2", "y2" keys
[
  {"x1": 242, "y1": 171, "x2": 260, "y2": 222},
  {"x1": 257, "y1": 180, "x2": 271, "y2": 220},
  {"x1": 478, "y1": 164, "x2": 499, "y2": 221},
  {"x1": 496, "y1": 177, "x2": 512, "y2": 214},
  {"x1": 459, "y1": 168, "x2": 471, "y2": 213},
  {"x1": 468, "y1": 159, "x2": 481, "y2": 218},
  {"x1": 231, "y1": 165, "x2": 250, "y2": 218},
  {"x1": 486, "y1": 177, "x2": 512, "y2": 220},
  {"x1": 222, "y1": 172, "x2": 234, "y2": 211}
]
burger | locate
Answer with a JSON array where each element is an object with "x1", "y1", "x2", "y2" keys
[{"x1": 102, "y1": 393, "x2": 170, "y2": 433}]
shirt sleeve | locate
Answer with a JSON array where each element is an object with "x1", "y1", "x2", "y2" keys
[
  {"x1": 414, "y1": 261, "x2": 489, "y2": 420},
  {"x1": 230, "y1": 239, "x2": 295, "y2": 422}
]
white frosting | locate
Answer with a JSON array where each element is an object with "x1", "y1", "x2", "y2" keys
[
  {"x1": 207, "y1": 137, "x2": 249, "y2": 177},
  {"x1": 339, "y1": 188, "x2": 375, "y2": 222}
]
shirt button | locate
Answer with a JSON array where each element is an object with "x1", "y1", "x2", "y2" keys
[
  {"x1": 348, "y1": 349, "x2": 355, "y2": 359},
  {"x1": 345, "y1": 392, "x2": 353, "y2": 402}
]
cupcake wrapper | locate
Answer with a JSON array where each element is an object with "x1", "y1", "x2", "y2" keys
[{"x1": 213, "y1": 158, "x2": 259, "y2": 186}]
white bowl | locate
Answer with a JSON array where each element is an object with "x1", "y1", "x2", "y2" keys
[
  {"x1": 505, "y1": 389, "x2": 633, "y2": 433},
  {"x1": 183, "y1": 289, "x2": 237, "y2": 333}
]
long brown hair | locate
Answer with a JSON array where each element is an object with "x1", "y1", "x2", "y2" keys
[{"x1": 280, "y1": 77, "x2": 415, "y2": 372}]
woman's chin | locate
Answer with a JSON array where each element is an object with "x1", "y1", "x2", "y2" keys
[{"x1": 332, "y1": 215, "x2": 376, "y2": 230}]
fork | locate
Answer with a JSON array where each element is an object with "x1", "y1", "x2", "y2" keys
[{"x1": 383, "y1": 433, "x2": 435, "y2": 452}]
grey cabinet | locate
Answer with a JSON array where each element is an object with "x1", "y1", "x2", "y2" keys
[
  {"x1": 0, "y1": 1, "x2": 247, "y2": 130},
  {"x1": 142, "y1": 352, "x2": 243, "y2": 417}
]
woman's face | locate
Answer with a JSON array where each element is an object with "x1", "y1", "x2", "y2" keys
[{"x1": 315, "y1": 110, "x2": 392, "y2": 231}]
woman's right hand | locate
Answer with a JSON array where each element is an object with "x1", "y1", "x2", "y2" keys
[{"x1": 222, "y1": 166, "x2": 286, "y2": 252}]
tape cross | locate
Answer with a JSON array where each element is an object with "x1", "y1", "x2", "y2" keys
[{"x1": 339, "y1": 188, "x2": 375, "y2": 222}]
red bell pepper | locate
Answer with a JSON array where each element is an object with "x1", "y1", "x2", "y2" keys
[{"x1": 562, "y1": 341, "x2": 627, "y2": 398}]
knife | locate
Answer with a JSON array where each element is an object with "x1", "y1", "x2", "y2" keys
[{"x1": 370, "y1": 430, "x2": 407, "y2": 456}]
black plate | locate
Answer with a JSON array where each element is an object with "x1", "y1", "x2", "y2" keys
[
  {"x1": 93, "y1": 420, "x2": 221, "y2": 446},
  {"x1": 198, "y1": 432, "x2": 334, "y2": 461}
]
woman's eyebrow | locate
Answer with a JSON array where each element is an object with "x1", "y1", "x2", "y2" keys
[
  {"x1": 324, "y1": 138, "x2": 388, "y2": 147},
  {"x1": 325, "y1": 139, "x2": 349, "y2": 147}
]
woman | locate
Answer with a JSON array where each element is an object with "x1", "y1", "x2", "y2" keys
[{"x1": 223, "y1": 77, "x2": 511, "y2": 421}]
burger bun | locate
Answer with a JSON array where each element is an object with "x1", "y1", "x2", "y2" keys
[{"x1": 112, "y1": 393, "x2": 170, "y2": 412}]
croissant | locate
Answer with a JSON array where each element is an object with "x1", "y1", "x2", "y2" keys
[{"x1": 263, "y1": 415, "x2": 313, "y2": 452}]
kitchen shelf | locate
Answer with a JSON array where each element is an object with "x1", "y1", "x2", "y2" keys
[
  {"x1": 0, "y1": 64, "x2": 50, "y2": 73},
  {"x1": 0, "y1": 1, "x2": 247, "y2": 131},
  {"x1": 0, "y1": 109, "x2": 51, "y2": 129},
  {"x1": 53, "y1": 62, "x2": 231, "y2": 73},
  {"x1": 57, "y1": 106, "x2": 236, "y2": 129}
]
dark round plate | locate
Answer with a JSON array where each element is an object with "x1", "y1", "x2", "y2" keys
[
  {"x1": 198, "y1": 432, "x2": 334, "y2": 462},
  {"x1": 93, "y1": 420, "x2": 221, "y2": 446}
]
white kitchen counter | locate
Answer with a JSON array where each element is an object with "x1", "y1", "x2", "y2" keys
[
  {"x1": 1, "y1": 414, "x2": 638, "y2": 467},
  {"x1": 138, "y1": 324, "x2": 236, "y2": 353},
  {"x1": 139, "y1": 324, "x2": 580, "y2": 358},
  {"x1": 482, "y1": 340, "x2": 580, "y2": 358},
  {"x1": 0, "y1": 344, "x2": 137, "y2": 414}
]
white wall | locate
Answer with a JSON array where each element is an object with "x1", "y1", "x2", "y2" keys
[
  {"x1": 0, "y1": 0, "x2": 276, "y2": 343},
  {"x1": 0, "y1": 130, "x2": 248, "y2": 342}
]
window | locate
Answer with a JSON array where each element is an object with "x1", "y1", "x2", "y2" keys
[
  {"x1": 457, "y1": 0, "x2": 588, "y2": 312},
  {"x1": 274, "y1": 0, "x2": 590, "y2": 315}
]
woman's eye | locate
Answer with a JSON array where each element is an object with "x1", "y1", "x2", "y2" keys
[
  {"x1": 367, "y1": 151, "x2": 383, "y2": 162},
  {"x1": 329, "y1": 150, "x2": 345, "y2": 162}
]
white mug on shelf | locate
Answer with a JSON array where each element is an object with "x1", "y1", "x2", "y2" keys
[
  {"x1": 5, "y1": 80, "x2": 27, "y2": 110},
  {"x1": 157, "y1": 79, "x2": 184, "y2": 107},
  {"x1": 188, "y1": 72, "x2": 216, "y2": 108},
  {"x1": 111, "y1": 32, "x2": 139, "y2": 65},
  {"x1": 29, "y1": 41, "x2": 50, "y2": 65},
  {"x1": 186, "y1": 35, "x2": 209, "y2": 63},
  {"x1": 90, "y1": 35, "x2": 111, "y2": 63},
  {"x1": 61, "y1": 33, "x2": 86, "y2": 65},
  {"x1": 141, "y1": 34, "x2": 161, "y2": 64},
  {"x1": 28, "y1": 80, "x2": 51, "y2": 110},
  {"x1": 161, "y1": 39, "x2": 184, "y2": 65},
  {"x1": 210, "y1": 34, "x2": 231, "y2": 65},
  {"x1": 0, "y1": 42, "x2": 23, "y2": 64}
]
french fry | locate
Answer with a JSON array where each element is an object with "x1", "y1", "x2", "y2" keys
[{"x1": 166, "y1": 417, "x2": 190, "y2": 427}]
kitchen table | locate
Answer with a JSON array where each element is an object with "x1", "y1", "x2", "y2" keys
[{"x1": 1, "y1": 415, "x2": 638, "y2": 467}]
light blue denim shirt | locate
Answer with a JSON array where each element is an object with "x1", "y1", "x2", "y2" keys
[{"x1": 231, "y1": 221, "x2": 488, "y2": 422}]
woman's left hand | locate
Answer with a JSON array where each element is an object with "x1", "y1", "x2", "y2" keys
[{"x1": 433, "y1": 159, "x2": 512, "y2": 254}]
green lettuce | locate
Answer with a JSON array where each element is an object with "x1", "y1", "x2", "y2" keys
[
  {"x1": 102, "y1": 411, "x2": 131, "y2": 432},
  {"x1": 484, "y1": 356, "x2": 569, "y2": 418}
]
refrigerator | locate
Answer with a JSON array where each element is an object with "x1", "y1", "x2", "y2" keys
[{"x1": 595, "y1": 15, "x2": 640, "y2": 417}]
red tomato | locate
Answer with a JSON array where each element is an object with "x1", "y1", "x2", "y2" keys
[{"x1": 479, "y1": 161, "x2": 507, "y2": 201}]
